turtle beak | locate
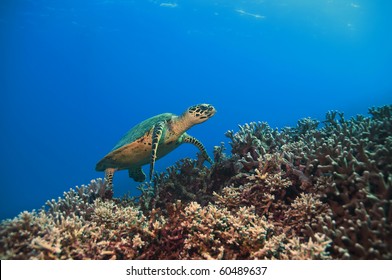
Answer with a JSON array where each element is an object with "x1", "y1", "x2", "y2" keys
[
  {"x1": 205, "y1": 104, "x2": 216, "y2": 117},
  {"x1": 197, "y1": 104, "x2": 216, "y2": 120}
]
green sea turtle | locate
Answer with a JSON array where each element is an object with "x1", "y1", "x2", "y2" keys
[{"x1": 96, "y1": 104, "x2": 216, "y2": 186}]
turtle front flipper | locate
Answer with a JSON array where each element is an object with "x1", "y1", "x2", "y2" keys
[
  {"x1": 150, "y1": 121, "x2": 165, "y2": 180},
  {"x1": 182, "y1": 133, "x2": 213, "y2": 164},
  {"x1": 128, "y1": 167, "x2": 146, "y2": 182}
]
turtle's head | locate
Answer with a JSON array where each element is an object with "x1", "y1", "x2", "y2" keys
[{"x1": 184, "y1": 104, "x2": 216, "y2": 124}]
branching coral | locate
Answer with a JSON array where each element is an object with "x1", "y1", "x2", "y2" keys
[
  {"x1": 1, "y1": 105, "x2": 391, "y2": 259},
  {"x1": 219, "y1": 105, "x2": 392, "y2": 259},
  {"x1": 0, "y1": 199, "x2": 156, "y2": 260},
  {"x1": 46, "y1": 178, "x2": 113, "y2": 222},
  {"x1": 136, "y1": 201, "x2": 330, "y2": 260},
  {"x1": 138, "y1": 156, "x2": 213, "y2": 213}
]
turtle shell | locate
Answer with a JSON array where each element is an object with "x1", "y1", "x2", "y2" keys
[{"x1": 111, "y1": 113, "x2": 174, "y2": 151}]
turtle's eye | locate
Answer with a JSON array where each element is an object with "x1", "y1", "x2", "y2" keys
[{"x1": 199, "y1": 105, "x2": 208, "y2": 111}]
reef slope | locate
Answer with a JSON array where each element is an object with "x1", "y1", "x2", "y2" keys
[{"x1": 1, "y1": 105, "x2": 391, "y2": 260}]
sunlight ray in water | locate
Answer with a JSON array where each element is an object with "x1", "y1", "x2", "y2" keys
[
  {"x1": 235, "y1": 9, "x2": 265, "y2": 19},
  {"x1": 160, "y1": 2, "x2": 178, "y2": 8}
]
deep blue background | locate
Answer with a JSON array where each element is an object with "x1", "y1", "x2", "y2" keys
[{"x1": 1, "y1": 0, "x2": 391, "y2": 220}]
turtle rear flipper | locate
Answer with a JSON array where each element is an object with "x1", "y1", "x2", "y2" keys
[
  {"x1": 128, "y1": 167, "x2": 146, "y2": 182},
  {"x1": 105, "y1": 168, "x2": 117, "y2": 187}
]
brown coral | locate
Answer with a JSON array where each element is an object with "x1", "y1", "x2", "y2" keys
[{"x1": 1, "y1": 105, "x2": 391, "y2": 260}]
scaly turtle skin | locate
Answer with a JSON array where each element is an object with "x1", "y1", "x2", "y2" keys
[{"x1": 96, "y1": 104, "x2": 216, "y2": 186}]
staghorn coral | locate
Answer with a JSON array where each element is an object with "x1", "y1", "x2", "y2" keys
[
  {"x1": 1, "y1": 105, "x2": 391, "y2": 259},
  {"x1": 0, "y1": 199, "x2": 157, "y2": 260},
  {"x1": 134, "y1": 200, "x2": 330, "y2": 260},
  {"x1": 137, "y1": 148, "x2": 239, "y2": 214},
  {"x1": 137, "y1": 156, "x2": 213, "y2": 213},
  {"x1": 45, "y1": 178, "x2": 113, "y2": 222},
  {"x1": 167, "y1": 202, "x2": 273, "y2": 259},
  {"x1": 295, "y1": 106, "x2": 392, "y2": 259}
]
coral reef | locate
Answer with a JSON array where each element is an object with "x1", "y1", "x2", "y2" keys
[{"x1": 1, "y1": 105, "x2": 391, "y2": 260}]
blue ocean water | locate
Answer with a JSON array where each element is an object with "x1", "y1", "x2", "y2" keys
[{"x1": 1, "y1": 0, "x2": 391, "y2": 221}]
